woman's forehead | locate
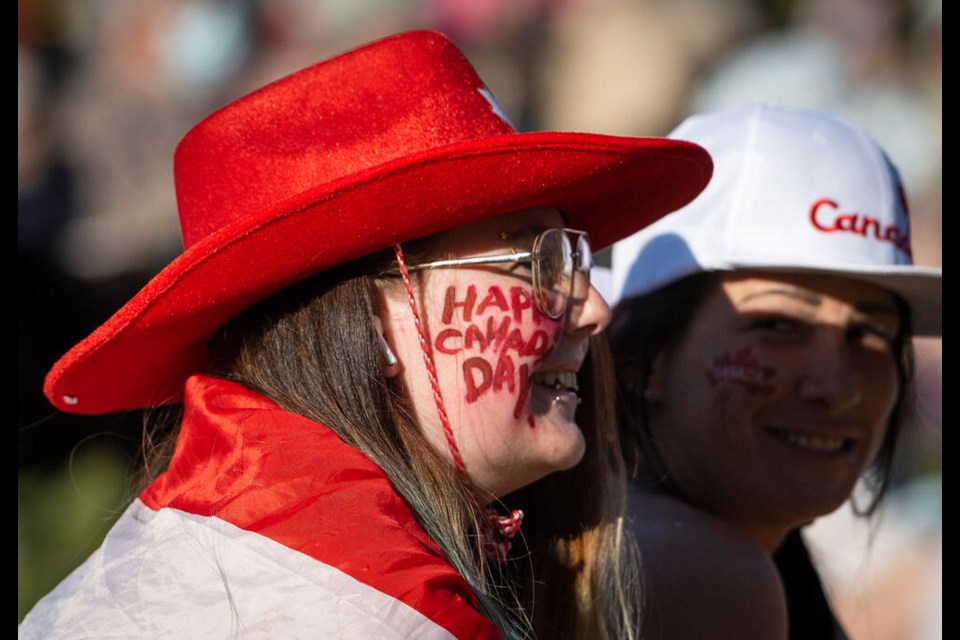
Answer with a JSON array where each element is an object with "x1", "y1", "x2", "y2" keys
[
  {"x1": 437, "y1": 207, "x2": 565, "y2": 248},
  {"x1": 717, "y1": 271, "x2": 900, "y2": 313}
]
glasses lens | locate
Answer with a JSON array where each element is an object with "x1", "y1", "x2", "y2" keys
[
  {"x1": 535, "y1": 229, "x2": 573, "y2": 318},
  {"x1": 570, "y1": 232, "x2": 592, "y2": 306},
  {"x1": 575, "y1": 233, "x2": 592, "y2": 277}
]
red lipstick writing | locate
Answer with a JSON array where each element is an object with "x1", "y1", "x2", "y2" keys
[
  {"x1": 706, "y1": 347, "x2": 776, "y2": 396},
  {"x1": 436, "y1": 284, "x2": 559, "y2": 420}
]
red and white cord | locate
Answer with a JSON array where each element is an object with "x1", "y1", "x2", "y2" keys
[
  {"x1": 393, "y1": 243, "x2": 524, "y2": 560},
  {"x1": 393, "y1": 244, "x2": 467, "y2": 478}
]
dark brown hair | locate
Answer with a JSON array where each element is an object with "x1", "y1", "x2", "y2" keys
[{"x1": 508, "y1": 333, "x2": 639, "y2": 639}]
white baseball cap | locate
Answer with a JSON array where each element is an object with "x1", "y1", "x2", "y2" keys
[{"x1": 609, "y1": 103, "x2": 941, "y2": 335}]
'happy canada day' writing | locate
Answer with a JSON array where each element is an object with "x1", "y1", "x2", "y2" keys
[{"x1": 434, "y1": 284, "x2": 562, "y2": 423}]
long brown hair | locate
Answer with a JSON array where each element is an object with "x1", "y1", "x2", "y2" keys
[{"x1": 508, "y1": 333, "x2": 641, "y2": 639}]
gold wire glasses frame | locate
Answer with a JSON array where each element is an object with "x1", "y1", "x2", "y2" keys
[{"x1": 400, "y1": 228, "x2": 592, "y2": 319}]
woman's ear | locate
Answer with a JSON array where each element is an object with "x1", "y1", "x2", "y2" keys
[{"x1": 372, "y1": 314, "x2": 400, "y2": 377}]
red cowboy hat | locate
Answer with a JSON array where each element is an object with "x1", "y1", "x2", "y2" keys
[{"x1": 44, "y1": 30, "x2": 712, "y2": 415}]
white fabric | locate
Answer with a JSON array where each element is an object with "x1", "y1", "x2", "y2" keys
[
  {"x1": 19, "y1": 500, "x2": 456, "y2": 640},
  {"x1": 609, "y1": 103, "x2": 941, "y2": 335}
]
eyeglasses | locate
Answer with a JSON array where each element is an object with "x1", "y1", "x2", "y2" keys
[{"x1": 401, "y1": 228, "x2": 592, "y2": 319}]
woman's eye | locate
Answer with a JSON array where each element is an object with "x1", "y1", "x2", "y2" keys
[{"x1": 749, "y1": 317, "x2": 803, "y2": 335}]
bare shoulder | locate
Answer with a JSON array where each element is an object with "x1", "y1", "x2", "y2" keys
[{"x1": 627, "y1": 487, "x2": 787, "y2": 640}]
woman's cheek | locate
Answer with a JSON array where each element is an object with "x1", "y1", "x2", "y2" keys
[
  {"x1": 433, "y1": 284, "x2": 561, "y2": 421},
  {"x1": 705, "y1": 346, "x2": 778, "y2": 397}
]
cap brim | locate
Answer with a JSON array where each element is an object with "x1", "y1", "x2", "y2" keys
[
  {"x1": 45, "y1": 131, "x2": 712, "y2": 414},
  {"x1": 725, "y1": 261, "x2": 942, "y2": 336}
]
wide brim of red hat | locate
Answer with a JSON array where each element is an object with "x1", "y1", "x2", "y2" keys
[{"x1": 45, "y1": 131, "x2": 711, "y2": 414}]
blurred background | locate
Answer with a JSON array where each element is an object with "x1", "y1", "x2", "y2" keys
[{"x1": 19, "y1": 0, "x2": 941, "y2": 635}]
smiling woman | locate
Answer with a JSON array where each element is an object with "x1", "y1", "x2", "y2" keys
[
  {"x1": 18, "y1": 30, "x2": 712, "y2": 639},
  {"x1": 381, "y1": 210, "x2": 606, "y2": 500},
  {"x1": 641, "y1": 273, "x2": 903, "y2": 549},
  {"x1": 607, "y1": 104, "x2": 940, "y2": 639}
]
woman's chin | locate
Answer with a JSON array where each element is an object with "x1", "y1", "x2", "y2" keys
[
  {"x1": 530, "y1": 383, "x2": 580, "y2": 421},
  {"x1": 542, "y1": 420, "x2": 588, "y2": 473},
  {"x1": 490, "y1": 440, "x2": 586, "y2": 498}
]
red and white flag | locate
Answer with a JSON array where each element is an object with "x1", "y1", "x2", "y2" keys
[{"x1": 20, "y1": 376, "x2": 501, "y2": 639}]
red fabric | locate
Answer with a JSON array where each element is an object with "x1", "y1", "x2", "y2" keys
[
  {"x1": 139, "y1": 374, "x2": 502, "y2": 640},
  {"x1": 43, "y1": 30, "x2": 712, "y2": 415},
  {"x1": 175, "y1": 31, "x2": 515, "y2": 248}
]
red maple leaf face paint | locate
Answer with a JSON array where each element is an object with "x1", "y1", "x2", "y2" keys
[
  {"x1": 706, "y1": 347, "x2": 777, "y2": 396},
  {"x1": 435, "y1": 284, "x2": 560, "y2": 425}
]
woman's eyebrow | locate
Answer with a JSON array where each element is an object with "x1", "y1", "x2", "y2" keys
[
  {"x1": 740, "y1": 288, "x2": 822, "y2": 306},
  {"x1": 500, "y1": 227, "x2": 540, "y2": 243},
  {"x1": 741, "y1": 289, "x2": 900, "y2": 319}
]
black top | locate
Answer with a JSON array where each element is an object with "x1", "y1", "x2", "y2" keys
[{"x1": 774, "y1": 528, "x2": 849, "y2": 640}]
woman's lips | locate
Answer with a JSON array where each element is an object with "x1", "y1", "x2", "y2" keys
[
  {"x1": 529, "y1": 370, "x2": 581, "y2": 416},
  {"x1": 768, "y1": 427, "x2": 853, "y2": 454},
  {"x1": 530, "y1": 370, "x2": 578, "y2": 391}
]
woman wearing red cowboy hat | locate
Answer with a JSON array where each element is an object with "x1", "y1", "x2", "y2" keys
[{"x1": 20, "y1": 31, "x2": 712, "y2": 639}]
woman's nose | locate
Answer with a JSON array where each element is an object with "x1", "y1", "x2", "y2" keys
[
  {"x1": 565, "y1": 279, "x2": 611, "y2": 337},
  {"x1": 796, "y1": 338, "x2": 863, "y2": 412}
]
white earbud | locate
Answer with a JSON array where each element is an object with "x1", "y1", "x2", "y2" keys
[{"x1": 379, "y1": 333, "x2": 398, "y2": 367}]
